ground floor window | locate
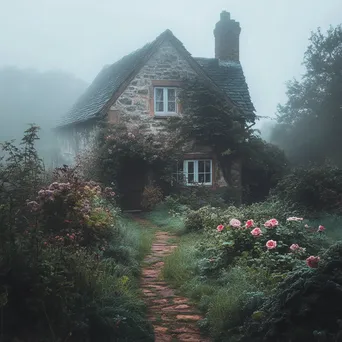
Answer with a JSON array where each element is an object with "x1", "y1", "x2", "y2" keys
[{"x1": 173, "y1": 159, "x2": 212, "y2": 186}]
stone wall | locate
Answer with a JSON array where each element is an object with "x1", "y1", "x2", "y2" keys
[{"x1": 110, "y1": 41, "x2": 197, "y2": 122}]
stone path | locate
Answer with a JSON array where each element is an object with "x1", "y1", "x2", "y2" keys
[{"x1": 137, "y1": 218, "x2": 210, "y2": 342}]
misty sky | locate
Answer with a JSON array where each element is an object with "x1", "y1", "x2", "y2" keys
[{"x1": 1, "y1": 0, "x2": 342, "y2": 128}]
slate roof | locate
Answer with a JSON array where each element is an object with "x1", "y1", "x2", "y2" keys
[
  {"x1": 194, "y1": 57, "x2": 255, "y2": 120},
  {"x1": 57, "y1": 31, "x2": 255, "y2": 129},
  {"x1": 57, "y1": 42, "x2": 154, "y2": 127}
]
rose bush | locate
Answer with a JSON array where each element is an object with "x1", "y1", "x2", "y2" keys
[{"x1": 190, "y1": 205, "x2": 328, "y2": 279}]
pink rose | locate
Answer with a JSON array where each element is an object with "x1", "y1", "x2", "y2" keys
[
  {"x1": 266, "y1": 240, "x2": 277, "y2": 249},
  {"x1": 289, "y1": 243, "x2": 300, "y2": 251},
  {"x1": 245, "y1": 219, "x2": 254, "y2": 229},
  {"x1": 229, "y1": 219, "x2": 241, "y2": 228},
  {"x1": 264, "y1": 218, "x2": 279, "y2": 228},
  {"x1": 318, "y1": 225, "x2": 325, "y2": 232},
  {"x1": 217, "y1": 224, "x2": 225, "y2": 232},
  {"x1": 306, "y1": 255, "x2": 320, "y2": 268},
  {"x1": 251, "y1": 227, "x2": 262, "y2": 237},
  {"x1": 287, "y1": 217, "x2": 304, "y2": 222}
]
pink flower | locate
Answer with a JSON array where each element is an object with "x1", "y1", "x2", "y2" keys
[
  {"x1": 289, "y1": 243, "x2": 300, "y2": 251},
  {"x1": 229, "y1": 219, "x2": 241, "y2": 228},
  {"x1": 306, "y1": 255, "x2": 320, "y2": 268},
  {"x1": 43, "y1": 242, "x2": 48, "y2": 246},
  {"x1": 266, "y1": 240, "x2": 277, "y2": 249},
  {"x1": 217, "y1": 224, "x2": 225, "y2": 232},
  {"x1": 287, "y1": 217, "x2": 304, "y2": 222},
  {"x1": 264, "y1": 218, "x2": 279, "y2": 228},
  {"x1": 245, "y1": 219, "x2": 254, "y2": 229},
  {"x1": 318, "y1": 225, "x2": 325, "y2": 232},
  {"x1": 251, "y1": 227, "x2": 262, "y2": 237}
]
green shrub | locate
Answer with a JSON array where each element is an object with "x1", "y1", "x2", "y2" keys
[
  {"x1": 242, "y1": 242, "x2": 342, "y2": 342},
  {"x1": 184, "y1": 210, "x2": 204, "y2": 232},
  {"x1": 141, "y1": 184, "x2": 163, "y2": 211},
  {"x1": 272, "y1": 165, "x2": 342, "y2": 215},
  {"x1": 0, "y1": 128, "x2": 154, "y2": 342}
]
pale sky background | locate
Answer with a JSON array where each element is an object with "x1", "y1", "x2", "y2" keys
[{"x1": 1, "y1": 0, "x2": 342, "y2": 134}]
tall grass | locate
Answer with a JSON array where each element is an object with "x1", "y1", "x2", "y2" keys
[
  {"x1": 162, "y1": 233, "x2": 267, "y2": 341},
  {"x1": 144, "y1": 204, "x2": 186, "y2": 235}
]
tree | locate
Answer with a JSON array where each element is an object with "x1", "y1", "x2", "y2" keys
[{"x1": 271, "y1": 25, "x2": 342, "y2": 166}]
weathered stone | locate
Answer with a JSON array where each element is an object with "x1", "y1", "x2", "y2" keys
[{"x1": 118, "y1": 97, "x2": 132, "y2": 105}]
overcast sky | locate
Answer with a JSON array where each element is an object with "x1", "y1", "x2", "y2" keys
[{"x1": 1, "y1": 0, "x2": 342, "y2": 128}]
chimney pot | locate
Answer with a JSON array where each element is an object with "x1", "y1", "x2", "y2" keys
[{"x1": 214, "y1": 11, "x2": 241, "y2": 61}]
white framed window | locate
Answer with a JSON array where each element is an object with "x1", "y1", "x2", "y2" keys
[
  {"x1": 183, "y1": 160, "x2": 212, "y2": 186},
  {"x1": 154, "y1": 87, "x2": 177, "y2": 115}
]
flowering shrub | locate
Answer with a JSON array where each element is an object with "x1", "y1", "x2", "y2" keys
[
  {"x1": 189, "y1": 205, "x2": 328, "y2": 280},
  {"x1": 242, "y1": 242, "x2": 342, "y2": 342},
  {"x1": 0, "y1": 129, "x2": 154, "y2": 342}
]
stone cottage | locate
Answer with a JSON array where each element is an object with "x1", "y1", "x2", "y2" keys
[{"x1": 56, "y1": 11, "x2": 255, "y2": 208}]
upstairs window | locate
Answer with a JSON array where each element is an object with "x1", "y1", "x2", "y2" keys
[{"x1": 154, "y1": 87, "x2": 177, "y2": 115}]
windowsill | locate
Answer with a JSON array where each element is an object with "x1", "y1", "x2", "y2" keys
[{"x1": 154, "y1": 113, "x2": 179, "y2": 119}]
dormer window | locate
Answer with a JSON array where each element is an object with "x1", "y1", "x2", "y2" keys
[{"x1": 154, "y1": 87, "x2": 177, "y2": 115}]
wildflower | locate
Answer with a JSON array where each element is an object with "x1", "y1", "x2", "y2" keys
[
  {"x1": 26, "y1": 200, "x2": 40, "y2": 212},
  {"x1": 48, "y1": 182, "x2": 59, "y2": 190},
  {"x1": 318, "y1": 225, "x2": 325, "y2": 232},
  {"x1": 287, "y1": 217, "x2": 304, "y2": 222},
  {"x1": 289, "y1": 243, "x2": 300, "y2": 251},
  {"x1": 264, "y1": 218, "x2": 279, "y2": 228},
  {"x1": 43, "y1": 242, "x2": 48, "y2": 246},
  {"x1": 64, "y1": 219, "x2": 72, "y2": 223},
  {"x1": 251, "y1": 227, "x2": 262, "y2": 237},
  {"x1": 306, "y1": 255, "x2": 320, "y2": 268},
  {"x1": 217, "y1": 224, "x2": 225, "y2": 232},
  {"x1": 245, "y1": 219, "x2": 254, "y2": 228},
  {"x1": 304, "y1": 224, "x2": 309, "y2": 228},
  {"x1": 266, "y1": 240, "x2": 277, "y2": 249},
  {"x1": 229, "y1": 219, "x2": 241, "y2": 228}
]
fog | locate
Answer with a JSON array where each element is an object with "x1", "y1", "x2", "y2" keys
[{"x1": 1, "y1": 0, "x2": 342, "y2": 142}]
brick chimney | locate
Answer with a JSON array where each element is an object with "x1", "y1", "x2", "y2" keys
[{"x1": 214, "y1": 11, "x2": 241, "y2": 61}]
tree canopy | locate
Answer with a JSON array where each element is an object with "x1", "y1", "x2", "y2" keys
[{"x1": 271, "y1": 25, "x2": 342, "y2": 166}]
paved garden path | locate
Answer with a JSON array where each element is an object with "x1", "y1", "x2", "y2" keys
[{"x1": 136, "y1": 217, "x2": 210, "y2": 342}]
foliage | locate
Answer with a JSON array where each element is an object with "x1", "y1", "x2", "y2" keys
[
  {"x1": 143, "y1": 203, "x2": 186, "y2": 235},
  {"x1": 154, "y1": 201, "x2": 330, "y2": 341},
  {"x1": 167, "y1": 78, "x2": 255, "y2": 190},
  {"x1": 241, "y1": 135, "x2": 288, "y2": 203},
  {"x1": 167, "y1": 185, "x2": 227, "y2": 210},
  {"x1": 167, "y1": 79, "x2": 286, "y2": 203},
  {"x1": 90, "y1": 116, "x2": 181, "y2": 207},
  {"x1": 271, "y1": 25, "x2": 342, "y2": 166},
  {"x1": 241, "y1": 242, "x2": 342, "y2": 342},
  {"x1": 141, "y1": 184, "x2": 163, "y2": 211},
  {"x1": 0, "y1": 128, "x2": 154, "y2": 341},
  {"x1": 272, "y1": 165, "x2": 342, "y2": 215}
]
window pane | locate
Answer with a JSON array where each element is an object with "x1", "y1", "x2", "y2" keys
[
  {"x1": 205, "y1": 160, "x2": 211, "y2": 172},
  {"x1": 168, "y1": 101, "x2": 176, "y2": 112},
  {"x1": 198, "y1": 161, "x2": 205, "y2": 173},
  {"x1": 167, "y1": 89, "x2": 175, "y2": 101},
  {"x1": 187, "y1": 161, "x2": 194, "y2": 173},
  {"x1": 198, "y1": 174, "x2": 205, "y2": 183},
  {"x1": 188, "y1": 173, "x2": 194, "y2": 183},
  {"x1": 156, "y1": 88, "x2": 164, "y2": 101},
  {"x1": 205, "y1": 173, "x2": 211, "y2": 183},
  {"x1": 155, "y1": 88, "x2": 164, "y2": 112},
  {"x1": 156, "y1": 102, "x2": 164, "y2": 112}
]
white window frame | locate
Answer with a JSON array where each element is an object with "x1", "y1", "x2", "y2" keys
[
  {"x1": 183, "y1": 159, "x2": 213, "y2": 186},
  {"x1": 154, "y1": 87, "x2": 177, "y2": 115}
]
